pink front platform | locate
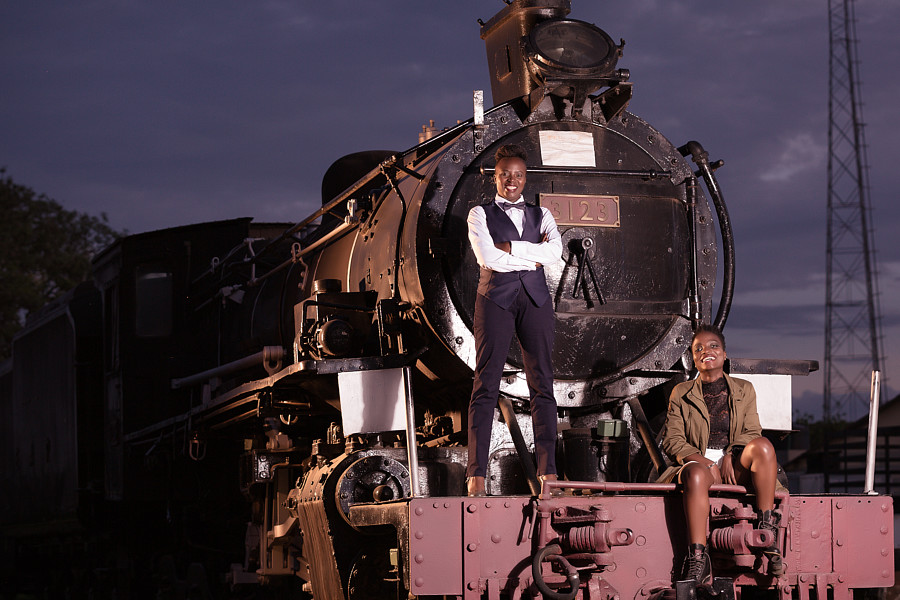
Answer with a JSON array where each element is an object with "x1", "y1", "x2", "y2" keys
[{"x1": 351, "y1": 486, "x2": 894, "y2": 600}]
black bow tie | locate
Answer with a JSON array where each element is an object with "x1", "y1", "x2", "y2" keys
[{"x1": 498, "y1": 201, "x2": 525, "y2": 211}]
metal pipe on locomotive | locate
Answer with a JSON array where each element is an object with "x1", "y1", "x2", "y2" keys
[{"x1": 1, "y1": 1, "x2": 893, "y2": 599}]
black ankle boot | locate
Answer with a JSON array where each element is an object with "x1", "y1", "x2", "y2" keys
[
  {"x1": 758, "y1": 510, "x2": 784, "y2": 576},
  {"x1": 680, "y1": 543, "x2": 711, "y2": 584}
]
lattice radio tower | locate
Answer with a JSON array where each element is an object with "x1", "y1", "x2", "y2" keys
[{"x1": 824, "y1": 0, "x2": 885, "y2": 421}]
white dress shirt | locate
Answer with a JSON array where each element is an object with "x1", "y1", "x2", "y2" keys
[{"x1": 467, "y1": 192, "x2": 563, "y2": 273}]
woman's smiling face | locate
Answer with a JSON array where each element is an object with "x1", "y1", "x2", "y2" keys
[
  {"x1": 494, "y1": 156, "x2": 526, "y2": 201},
  {"x1": 691, "y1": 330, "x2": 726, "y2": 375}
]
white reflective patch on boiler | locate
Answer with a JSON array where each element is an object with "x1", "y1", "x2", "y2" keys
[{"x1": 539, "y1": 130, "x2": 596, "y2": 167}]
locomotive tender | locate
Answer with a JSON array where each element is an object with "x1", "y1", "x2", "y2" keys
[{"x1": 1, "y1": 1, "x2": 894, "y2": 599}]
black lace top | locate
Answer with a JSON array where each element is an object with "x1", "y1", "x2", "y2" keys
[{"x1": 704, "y1": 377, "x2": 730, "y2": 450}]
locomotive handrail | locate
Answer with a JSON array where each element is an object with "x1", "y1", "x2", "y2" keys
[
  {"x1": 225, "y1": 116, "x2": 478, "y2": 290},
  {"x1": 538, "y1": 480, "x2": 792, "y2": 500},
  {"x1": 247, "y1": 221, "x2": 352, "y2": 287},
  {"x1": 481, "y1": 165, "x2": 672, "y2": 179},
  {"x1": 171, "y1": 346, "x2": 285, "y2": 390},
  {"x1": 250, "y1": 115, "x2": 476, "y2": 264}
]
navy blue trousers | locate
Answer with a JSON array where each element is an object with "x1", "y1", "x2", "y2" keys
[{"x1": 467, "y1": 291, "x2": 557, "y2": 478}]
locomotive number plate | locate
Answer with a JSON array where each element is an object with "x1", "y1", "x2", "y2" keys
[{"x1": 541, "y1": 194, "x2": 620, "y2": 227}]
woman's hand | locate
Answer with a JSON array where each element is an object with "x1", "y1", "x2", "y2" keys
[
  {"x1": 720, "y1": 454, "x2": 737, "y2": 484},
  {"x1": 706, "y1": 460, "x2": 723, "y2": 484}
]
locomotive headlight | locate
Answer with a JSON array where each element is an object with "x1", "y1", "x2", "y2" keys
[
  {"x1": 523, "y1": 19, "x2": 623, "y2": 83},
  {"x1": 316, "y1": 318, "x2": 354, "y2": 357}
]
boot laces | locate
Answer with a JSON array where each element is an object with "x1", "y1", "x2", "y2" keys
[
  {"x1": 758, "y1": 513, "x2": 784, "y2": 576},
  {"x1": 682, "y1": 548, "x2": 711, "y2": 582}
]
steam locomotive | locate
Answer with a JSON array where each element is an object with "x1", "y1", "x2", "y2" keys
[{"x1": 1, "y1": 1, "x2": 894, "y2": 599}]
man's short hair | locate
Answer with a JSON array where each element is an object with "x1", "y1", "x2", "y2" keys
[{"x1": 495, "y1": 144, "x2": 527, "y2": 163}]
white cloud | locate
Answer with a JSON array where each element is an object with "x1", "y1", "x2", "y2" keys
[{"x1": 759, "y1": 132, "x2": 827, "y2": 183}]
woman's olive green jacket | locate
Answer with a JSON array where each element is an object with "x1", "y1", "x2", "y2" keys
[{"x1": 656, "y1": 373, "x2": 762, "y2": 484}]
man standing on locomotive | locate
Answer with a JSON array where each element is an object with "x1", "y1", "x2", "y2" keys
[{"x1": 465, "y1": 143, "x2": 562, "y2": 497}]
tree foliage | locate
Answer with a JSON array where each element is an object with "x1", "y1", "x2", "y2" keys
[
  {"x1": 0, "y1": 168, "x2": 122, "y2": 360},
  {"x1": 793, "y1": 411, "x2": 851, "y2": 449}
]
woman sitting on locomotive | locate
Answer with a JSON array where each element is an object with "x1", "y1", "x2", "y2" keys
[{"x1": 657, "y1": 324, "x2": 783, "y2": 583}]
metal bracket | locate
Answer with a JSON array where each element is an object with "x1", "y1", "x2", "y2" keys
[
  {"x1": 570, "y1": 238, "x2": 604, "y2": 307},
  {"x1": 473, "y1": 90, "x2": 486, "y2": 154}
]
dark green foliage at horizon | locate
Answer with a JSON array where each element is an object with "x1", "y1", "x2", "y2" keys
[
  {"x1": 0, "y1": 168, "x2": 122, "y2": 360},
  {"x1": 793, "y1": 411, "x2": 851, "y2": 449}
]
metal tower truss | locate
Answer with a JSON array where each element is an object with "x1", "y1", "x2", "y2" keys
[{"x1": 825, "y1": 0, "x2": 885, "y2": 421}]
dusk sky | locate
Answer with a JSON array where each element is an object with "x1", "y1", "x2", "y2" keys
[{"x1": 2, "y1": 1, "x2": 898, "y2": 421}]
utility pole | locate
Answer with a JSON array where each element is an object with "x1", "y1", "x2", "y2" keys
[{"x1": 824, "y1": 0, "x2": 884, "y2": 421}]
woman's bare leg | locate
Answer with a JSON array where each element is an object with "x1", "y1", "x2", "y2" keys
[
  {"x1": 733, "y1": 436, "x2": 783, "y2": 575},
  {"x1": 734, "y1": 437, "x2": 777, "y2": 511},
  {"x1": 681, "y1": 462, "x2": 716, "y2": 544}
]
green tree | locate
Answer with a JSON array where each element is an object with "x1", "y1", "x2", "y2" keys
[{"x1": 0, "y1": 168, "x2": 122, "y2": 360}]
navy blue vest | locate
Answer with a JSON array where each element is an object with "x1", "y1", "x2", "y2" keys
[{"x1": 477, "y1": 202, "x2": 551, "y2": 309}]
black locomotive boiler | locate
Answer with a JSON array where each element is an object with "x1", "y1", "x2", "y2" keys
[{"x1": 2, "y1": 1, "x2": 892, "y2": 600}]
